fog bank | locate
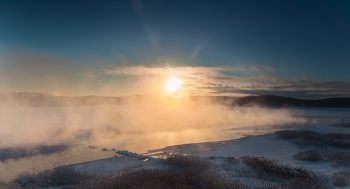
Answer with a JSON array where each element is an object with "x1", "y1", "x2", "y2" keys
[{"x1": 0, "y1": 102, "x2": 307, "y2": 158}]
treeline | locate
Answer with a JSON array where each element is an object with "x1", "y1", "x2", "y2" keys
[{"x1": 232, "y1": 95, "x2": 350, "y2": 108}]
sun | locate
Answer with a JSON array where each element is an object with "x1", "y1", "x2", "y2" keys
[{"x1": 166, "y1": 77, "x2": 181, "y2": 92}]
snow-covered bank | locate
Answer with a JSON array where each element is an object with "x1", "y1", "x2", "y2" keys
[
  {"x1": 13, "y1": 127, "x2": 350, "y2": 188},
  {"x1": 145, "y1": 134, "x2": 336, "y2": 177},
  {"x1": 71, "y1": 155, "x2": 160, "y2": 178}
]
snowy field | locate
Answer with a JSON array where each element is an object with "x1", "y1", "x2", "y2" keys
[{"x1": 1, "y1": 105, "x2": 350, "y2": 188}]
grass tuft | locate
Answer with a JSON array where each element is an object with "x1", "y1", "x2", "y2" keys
[
  {"x1": 15, "y1": 164, "x2": 95, "y2": 188},
  {"x1": 240, "y1": 156, "x2": 320, "y2": 183},
  {"x1": 161, "y1": 153, "x2": 211, "y2": 170},
  {"x1": 16, "y1": 154, "x2": 335, "y2": 189},
  {"x1": 333, "y1": 171, "x2": 350, "y2": 187},
  {"x1": 277, "y1": 130, "x2": 350, "y2": 149},
  {"x1": 293, "y1": 150, "x2": 350, "y2": 167}
]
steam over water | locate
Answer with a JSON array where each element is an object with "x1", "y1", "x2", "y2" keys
[{"x1": 0, "y1": 104, "x2": 306, "y2": 182}]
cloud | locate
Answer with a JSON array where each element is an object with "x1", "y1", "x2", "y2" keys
[
  {"x1": 105, "y1": 66, "x2": 350, "y2": 98},
  {"x1": 104, "y1": 65, "x2": 272, "y2": 76},
  {"x1": 198, "y1": 76, "x2": 350, "y2": 99},
  {"x1": 1, "y1": 47, "x2": 349, "y2": 99}
]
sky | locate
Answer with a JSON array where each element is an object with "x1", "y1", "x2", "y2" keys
[{"x1": 0, "y1": 0, "x2": 350, "y2": 98}]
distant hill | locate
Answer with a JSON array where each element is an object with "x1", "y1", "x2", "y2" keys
[
  {"x1": 232, "y1": 95, "x2": 350, "y2": 108},
  {"x1": 1, "y1": 92, "x2": 350, "y2": 108}
]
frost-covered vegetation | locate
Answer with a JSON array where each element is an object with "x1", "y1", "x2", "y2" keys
[
  {"x1": 333, "y1": 171, "x2": 350, "y2": 187},
  {"x1": 276, "y1": 129, "x2": 350, "y2": 187},
  {"x1": 293, "y1": 150, "x2": 350, "y2": 167},
  {"x1": 276, "y1": 130, "x2": 350, "y2": 149},
  {"x1": 15, "y1": 164, "x2": 96, "y2": 188},
  {"x1": 15, "y1": 153, "x2": 337, "y2": 189}
]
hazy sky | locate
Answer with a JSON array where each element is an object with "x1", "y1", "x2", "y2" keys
[{"x1": 1, "y1": 0, "x2": 350, "y2": 98}]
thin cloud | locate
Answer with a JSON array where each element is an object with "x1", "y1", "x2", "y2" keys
[
  {"x1": 1, "y1": 47, "x2": 349, "y2": 98},
  {"x1": 105, "y1": 66, "x2": 350, "y2": 98},
  {"x1": 104, "y1": 65, "x2": 272, "y2": 76},
  {"x1": 200, "y1": 77, "x2": 350, "y2": 98}
]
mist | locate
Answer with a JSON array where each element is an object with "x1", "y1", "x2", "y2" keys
[{"x1": 0, "y1": 98, "x2": 307, "y2": 159}]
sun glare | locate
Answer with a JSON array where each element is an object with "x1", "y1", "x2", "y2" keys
[{"x1": 166, "y1": 77, "x2": 181, "y2": 92}]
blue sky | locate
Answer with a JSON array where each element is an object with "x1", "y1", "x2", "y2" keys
[{"x1": 0, "y1": 0, "x2": 350, "y2": 98}]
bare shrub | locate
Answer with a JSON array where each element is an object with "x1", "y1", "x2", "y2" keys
[
  {"x1": 326, "y1": 151, "x2": 350, "y2": 168},
  {"x1": 225, "y1": 156, "x2": 238, "y2": 164},
  {"x1": 108, "y1": 168, "x2": 195, "y2": 189},
  {"x1": 240, "y1": 156, "x2": 325, "y2": 187},
  {"x1": 333, "y1": 171, "x2": 350, "y2": 187},
  {"x1": 293, "y1": 150, "x2": 350, "y2": 168},
  {"x1": 161, "y1": 153, "x2": 211, "y2": 170},
  {"x1": 89, "y1": 168, "x2": 241, "y2": 189},
  {"x1": 16, "y1": 164, "x2": 95, "y2": 188},
  {"x1": 89, "y1": 154, "x2": 247, "y2": 189},
  {"x1": 277, "y1": 130, "x2": 350, "y2": 149},
  {"x1": 293, "y1": 150, "x2": 323, "y2": 162},
  {"x1": 69, "y1": 155, "x2": 334, "y2": 189}
]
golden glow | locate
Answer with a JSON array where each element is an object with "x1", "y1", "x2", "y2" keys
[{"x1": 166, "y1": 77, "x2": 181, "y2": 93}]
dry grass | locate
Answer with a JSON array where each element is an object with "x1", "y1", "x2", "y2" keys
[
  {"x1": 85, "y1": 168, "x2": 249, "y2": 189},
  {"x1": 277, "y1": 130, "x2": 350, "y2": 149},
  {"x1": 292, "y1": 150, "x2": 323, "y2": 162},
  {"x1": 15, "y1": 164, "x2": 96, "y2": 188},
  {"x1": 70, "y1": 154, "x2": 333, "y2": 189},
  {"x1": 72, "y1": 154, "x2": 244, "y2": 189},
  {"x1": 162, "y1": 153, "x2": 210, "y2": 169},
  {"x1": 293, "y1": 150, "x2": 350, "y2": 167},
  {"x1": 15, "y1": 154, "x2": 335, "y2": 188},
  {"x1": 333, "y1": 171, "x2": 350, "y2": 187},
  {"x1": 239, "y1": 156, "x2": 328, "y2": 188}
]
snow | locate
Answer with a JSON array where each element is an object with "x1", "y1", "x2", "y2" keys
[
  {"x1": 145, "y1": 134, "x2": 337, "y2": 177},
  {"x1": 71, "y1": 155, "x2": 161, "y2": 177},
  {"x1": 116, "y1": 150, "x2": 155, "y2": 160}
]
